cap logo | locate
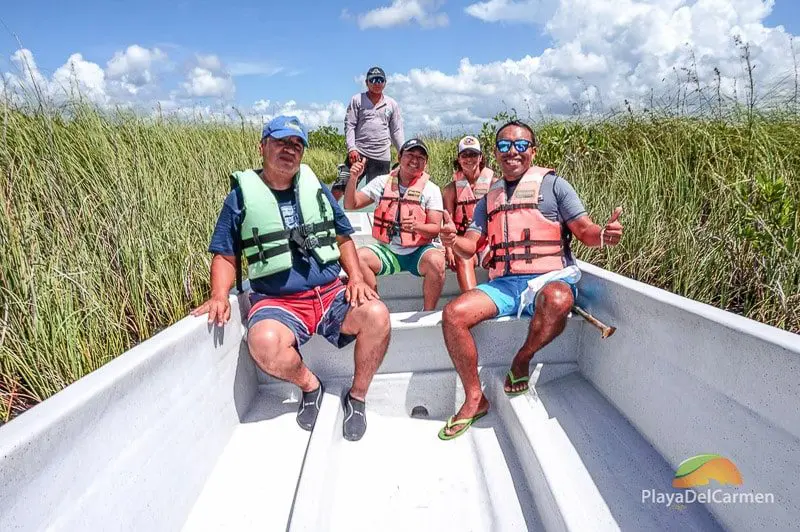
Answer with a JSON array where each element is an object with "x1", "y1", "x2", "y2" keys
[
  {"x1": 285, "y1": 119, "x2": 302, "y2": 132},
  {"x1": 463, "y1": 138, "x2": 476, "y2": 145}
]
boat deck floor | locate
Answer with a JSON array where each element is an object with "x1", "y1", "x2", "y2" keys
[{"x1": 183, "y1": 370, "x2": 720, "y2": 531}]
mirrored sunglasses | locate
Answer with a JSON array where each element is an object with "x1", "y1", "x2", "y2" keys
[{"x1": 496, "y1": 139, "x2": 533, "y2": 153}]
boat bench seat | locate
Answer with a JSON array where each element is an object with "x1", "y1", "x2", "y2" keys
[{"x1": 255, "y1": 308, "x2": 582, "y2": 384}]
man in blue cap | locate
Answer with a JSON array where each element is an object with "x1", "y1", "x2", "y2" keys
[
  {"x1": 331, "y1": 66, "x2": 405, "y2": 201},
  {"x1": 192, "y1": 115, "x2": 391, "y2": 441}
]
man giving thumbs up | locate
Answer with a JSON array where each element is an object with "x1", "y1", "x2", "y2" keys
[{"x1": 437, "y1": 120, "x2": 624, "y2": 440}]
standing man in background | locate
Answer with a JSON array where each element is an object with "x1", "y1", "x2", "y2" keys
[{"x1": 331, "y1": 66, "x2": 405, "y2": 201}]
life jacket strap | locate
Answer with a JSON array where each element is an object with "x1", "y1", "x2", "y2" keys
[
  {"x1": 246, "y1": 243, "x2": 292, "y2": 265},
  {"x1": 487, "y1": 202, "x2": 539, "y2": 220},
  {"x1": 241, "y1": 227, "x2": 291, "y2": 248},
  {"x1": 486, "y1": 250, "x2": 564, "y2": 266},
  {"x1": 489, "y1": 239, "x2": 563, "y2": 250}
]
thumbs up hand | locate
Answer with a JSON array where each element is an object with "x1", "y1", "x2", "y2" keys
[
  {"x1": 349, "y1": 159, "x2": 365, "y2": 180},
  {"x1": 440, "y1": 210, "x2": 458, "y2": 248},
  {"x1": 401, "y1": 212, "x2": 417, "y2": 233},
  {"x1": 601, "y1": 206, "x2": 623, "y2": 247}
]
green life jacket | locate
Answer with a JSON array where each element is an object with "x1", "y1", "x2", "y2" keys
[{"x1": 230, "y1": 164, "x2": 340, "y2": 289}]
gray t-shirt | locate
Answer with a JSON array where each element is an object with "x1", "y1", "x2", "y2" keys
[
  {"x1": 344, "y1": 93, "x2": 404, "y2": 161},
  {"x1": 468, "y1": 173, "x2": 587, "y2": 265},
  {"x1": 361, "y1": 174, "x2": 443, "y2": 255}
]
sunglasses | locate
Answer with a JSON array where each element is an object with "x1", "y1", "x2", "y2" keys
[
  {"x1": 496, "y1": 139, "x2": 533, "y2": 153},
  {"x1": 368, "y1": 77, "x2": 386, "y2": 84}
]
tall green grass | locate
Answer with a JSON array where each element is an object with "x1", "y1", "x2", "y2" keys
[{"x1": 1, "y1": 103, "x2": 797, "y2": 423}]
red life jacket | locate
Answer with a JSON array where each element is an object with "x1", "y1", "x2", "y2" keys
[
  {"x1": 452, "y1": 168, "x2": 494, "y2": 235},
  {"x1": 482, "y1": 166, "x2": 565, "y2": 279},
  {"x1": 372, "y1": 168, "x2": 432, "y2": 247}
]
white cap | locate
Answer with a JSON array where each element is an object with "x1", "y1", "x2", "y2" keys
[{"x1": 457, "y1": 135, "x2": 481, "y2": 154}]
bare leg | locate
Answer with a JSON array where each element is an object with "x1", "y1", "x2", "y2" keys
[
  {"x1": 357, "y1": 247, "x2": 381, "y2": 291},
  {"x1": 455, "y1": 255, "x2": 478, "y2": 293},
  {"x1": 248, "y1": 319, "x2": 318, "y2": 392},
  {"x1": 505, "y1": 281, "x2": 574, "y2": 393},
  {"x1": 340, "y1": 299, "x2": 391, "y2": 401},
  {"x1": 418, "y1": 248, "x2": 446, "y2": 311},
  {"x1": 441, "y1": 289, "x2": 498, "y2": 437}
]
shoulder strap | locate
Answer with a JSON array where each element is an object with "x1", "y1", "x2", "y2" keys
[{"x1": 229, "y1": 171, "x2": 250, "y2": 293}]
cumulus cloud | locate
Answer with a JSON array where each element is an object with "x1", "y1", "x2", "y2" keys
[
  {"x1": 106, "y1": 45, "x2": 167, "y2": 87},
  {"x1": 179, "y1": 54, "x2": 234, "y2": 99},
  {"x1": 252, "y1": 99, "x2": 348, "y2": 130},
  {"x1": 2, "y1": 0, "x2": 798, "y2": 137},
  {"x1": 357, "y1": 0, "x2": 449, "y2": 29},
  {"x1": 3, "y1": 49, "x2": 110, "y2": 106},
  {"x1": 385, "y1": 0, "x2": 799, "y2": 134}
]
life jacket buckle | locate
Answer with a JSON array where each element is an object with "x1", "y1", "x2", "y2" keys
[
  {"x1": 303, "y1": 233, "x2": 320, "y2": 250},
  {"x1": 289, "y1": 227, "x2": 311, "y2": 256},
  {"x1": 252, "y1": 227, "x2": 267, "y2": 262}
]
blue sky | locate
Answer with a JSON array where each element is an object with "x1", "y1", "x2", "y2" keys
[
  {"x1": 2, "y1": 1, "x2": 799, "y2": 135},
  {"x1": 1, "y1": 0, "x2": 552, "y2": 105}
]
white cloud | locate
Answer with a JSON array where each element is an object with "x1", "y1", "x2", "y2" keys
[
  {"x1": 5, "y1": 49, "x2": 49, "y2": 101},
  {"x1": 357, "y1": 0, "x2": 449, "y2": 29},
  {"x1": 465, "y1": 0, "x2": 557, "y2": 24},
  {"x1": 181, "y1": 67, "x2": 234, "y2": 98},
  {"x1": 106, "y1": 45, "x2": 167, "y2": 87},
  {"x1": 179, "y1": 54, "x2": 234, "y2": 99},
  {"x1": 251, "y1": 99, "x2": 348, "y2": 130},
  {"x1": 2, "y1": 0, "x2": 798, "y2": 137},
  {"x1": 52, "y1": 53, "x2": 107, "y2": 103},
  {"x1": 3, "y1": 49, "x2": 110, "y2": 106},
  {"x1": 385, "y1": 0, "x2": 798, "y2": 134}
]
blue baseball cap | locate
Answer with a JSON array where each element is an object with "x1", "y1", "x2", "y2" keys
[{"x1": 261, "y1": 115, "x2": 309, "y2": 147}]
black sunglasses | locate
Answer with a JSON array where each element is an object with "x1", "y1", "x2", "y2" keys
[
  {"x1": 368, "y1": 77, "x2": 386, "y2": 84},
  {"x1": 496, "y1": 139, "x2": 533, "y2": 153}
]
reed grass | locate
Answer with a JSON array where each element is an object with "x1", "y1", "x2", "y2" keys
[{"x1": 1, "y1": 103, "x2": 797, "y2": 423}]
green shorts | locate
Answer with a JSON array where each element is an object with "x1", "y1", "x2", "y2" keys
[{"x1": 365, "y1": 243, "x2": 441, "y2": 277}]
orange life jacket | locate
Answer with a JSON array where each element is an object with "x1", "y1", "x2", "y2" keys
[
  {"x1": 482, "y1": 166, "x2": 565, "y2": 279},
  {"x1": 372, "y1": 168, "x2": 432, "y2": 247},
  {"x1": 452, "y1": 168, "x2": 494, "y2": 235}
]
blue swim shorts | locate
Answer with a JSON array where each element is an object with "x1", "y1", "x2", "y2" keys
[{"x1": 476, "y1": 274, "x2": 578, "y2": 318}]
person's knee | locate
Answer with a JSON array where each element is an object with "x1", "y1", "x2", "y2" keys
[
  {"x1": 443, "y1": 296, "x2": 472, "y2": 328},
  {"x1": 248, "y1": 325, "x2": 293, "y2": 371},
  {"x1": 356, "y1": 247, "x2": 370, "y2": 263},
  {"x1": 421, "y1": 250, "x2": 445, "y2": 278},
  {"x1": 359, "y1": 300, "x2": 390, "y2": 334},
  {"x1": 536, "y1": 282, "x2": 574, "y2": 315},
  {"x1": 357, "y1": 248, "x2": 380, "y2": 273}
]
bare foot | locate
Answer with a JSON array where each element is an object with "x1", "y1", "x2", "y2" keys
[
  {"x1": 504, "y1": 357, "x2": 531, "y2": 394},
  {"x1": 443, "y1": 395, "x2": 490, "y2": 438}
]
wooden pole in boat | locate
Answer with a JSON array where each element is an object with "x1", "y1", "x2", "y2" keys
[{"x1": 572, "y1": 305, "x2": 616, "y2": 339}]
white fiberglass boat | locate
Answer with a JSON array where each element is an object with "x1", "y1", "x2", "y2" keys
[{"x1": 1, "y1": 212, "x2": 798, "y2": 531}]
